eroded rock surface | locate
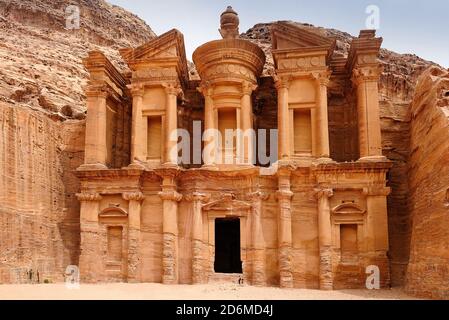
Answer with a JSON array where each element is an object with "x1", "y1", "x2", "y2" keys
[
  {"x1": 406, "y1": 67, "x2": 449, "y2": 299},
  {"x1": 0, "y1": 0, "x2": 155, "y2": 282}
]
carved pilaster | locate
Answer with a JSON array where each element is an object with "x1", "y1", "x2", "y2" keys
[
  {"x1": 156, "y1": 168, "x2": 182, "y2": 284},
  {"x1": 314, "y1": 188, "x2": 334, "y2": 290},
  {"x1": 186, "y1": 192, "x2": 210, "y2": 284},
  {"x1": 122, "y1": 191, "x2": 145, "y2": 283},
  {"x1": 248, "y1": 191, "x2": 269, "y2": 286},
  {"x1": 275, "y1": 189, "x2": 294, "y2": 288},
  {"x1": 275, "y1": 75, "x2": 291, "y2": 160},
  {"x1": 351, "y1": 65, "x2": 385, "y2": 160}
]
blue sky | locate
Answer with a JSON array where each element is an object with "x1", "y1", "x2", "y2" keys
[{"x1": 108, "y1": 0, "x2": 448, "y2": 67}]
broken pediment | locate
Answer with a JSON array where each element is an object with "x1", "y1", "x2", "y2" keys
[
  {"x1": 332, "y1": 203, "x2": 366, "y2": 215},
  {"x1": 271, "y1": 22, "x2": 336, "y2": 53},
  {"x1": 203, "y1": 194, "x2": 252, "y2": 212},
  {"x1": 99, "y1": 206, "x2": 128, "y2": 219},
  {"x1": 120, "y1": 29, "x2": 189, "y2": 85}
]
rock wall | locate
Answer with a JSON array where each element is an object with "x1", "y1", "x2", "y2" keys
[
  {"x1": 406, "y1": 67, "x2": 449, "y2": 299},
  {"x1": 0, "y1": 0, "x2": 155, "y2": 283},
  {"x1": 0, "y1": 102, "x2": 84, "y2": 282}
]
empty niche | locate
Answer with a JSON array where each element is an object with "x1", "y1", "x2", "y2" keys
[
  {"x1": 294, "y1": 109, "x2": 312, "y2": 155},
  {"x1": 107, "y1": 226, "x2": 123, "y2": 262},
  {"x1": 147, "y1": 116, "x2": 162, "y2": 160},
  {"x1": 340, "y1": 224, "x2": 358, "y2": 264}
]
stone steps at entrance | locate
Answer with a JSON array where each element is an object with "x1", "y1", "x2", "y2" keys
[{"x1": 208, "y1": 273, "x2": 244, "y2": 284}]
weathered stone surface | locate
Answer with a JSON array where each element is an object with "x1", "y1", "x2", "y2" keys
[
  {"x1": 406, "y1": 67, "x2": 449, "y2": 300},
  {"x1": 0, "y1": 0, "x2": 154, "y2": 283}
]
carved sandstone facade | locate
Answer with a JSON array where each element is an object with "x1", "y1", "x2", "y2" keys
[{"x1": 77, "y1": 7, "x2": 391, "y2": 289}]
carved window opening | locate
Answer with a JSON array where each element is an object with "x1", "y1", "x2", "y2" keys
[
  {"x1": 107, "y1": 226, "x2": 123, "y2": 263},
  {"x1": 218, "y1": 109, "x2": 237, "y2": 163},
  {"x1": 147, "y1": 116, "x2": 162, "y2": 160},
  {"x1": 340, "y1": 224, "x2": 359, "y2": 264},
  {"x1": 293, "y1": 109, "x2": 312, "y2": 155},
  {"x1": 214, "y1": 218, "x2": 242, "y2": 274}
]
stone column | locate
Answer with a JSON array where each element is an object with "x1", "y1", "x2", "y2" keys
[
  {"x1": 198, "y1": 83, "x2": 216, "y2": 167},
  {"x1": 363, "y1": 186, "x2": 391, "y2": 287},
  {"x1": 77, "y1": 192, "x2": 102, "y2": 282},
  {"x1": 84, "y1": 90, "x2": 108, "y2": 169},
  {"x1": 248, "y1": 191, "x2": 269, "y2": 286},
  {"x1": 276, "y1": 169, "x2": 294, "y2": 288},
  {"x1": 352, "y1": 66, "x2": 385, "y2": 161},
  {"x1": 314, "y1": 188, "x2": 334, "y2": 290},
  {"x1": 130, "y1": 84, "x2": 145, "y2": 164},
  {"x1": 241, "y1": 82, "x2": 257, "y2": 165},
  {"x1": 123, "y1": 191, "x2": 145, "y2": 283},
  {"x1": 313, "y1": 71, "x2": 331, "y2": 160},
  {"x1": 186, "y1": 192, "x2": 210, "y2": 284},
  {"x1": 164, "y1": 83, "x2": 181, "y2": 166},
  {"x1": 157, "y1": 169, "x2": 182, "y2": 284},
  {"x1": 275, "y1": 76, "x2": 291, "y2": 161}
]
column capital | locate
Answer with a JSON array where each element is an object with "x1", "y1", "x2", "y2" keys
[
  {"x1": 76, "y1": 192, "x2": 102, "y2": 202},
  {"x1": 163, "y1": 82, "x2": 182, "y2": 96},
  {"x1": 351, "y1": 65, "x2": 383, "y2": 85},
  {"x1": 123, "y1": 191, "x2": 145, "y2": 202},
  {"x1": 313, "y1": 188, "x2": 334, "y2": 200},
  {"x1": 312, "y1": 70, "x2": 332, "y2": 86},
  {"x1": 274, "y1": 74, "x2": 291, "y2": 90},
  {"x1": 85, "y1": 83, "x2": 111, "y2": 99},
  {"x1": 197, "y1": 81, "x2": 213, "y2": 97},
  {"x1": 185, "y1": 192, "x2": 211, "y2": 203},
  {"x1": 276, "y1": 190, "x2": 294, "y2": 201},
  {"x1": 363, "y1": 186, "x2": 391, "y2": 196},
  {"x1": 158, "y1": 190, "x2": 183, "y2": 202},
  {"x1": 242, "y1": 81, "x2": 258, "y2": 95}
]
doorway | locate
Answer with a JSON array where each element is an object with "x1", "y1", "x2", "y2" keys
[{"x1": 214, "y1": 218, "x2": 242, "y2": 273}]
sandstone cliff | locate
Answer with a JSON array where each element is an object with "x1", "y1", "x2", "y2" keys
[
  {"x1": 0, "y1": 1, "x2": 446, "y2": 297},
  {"x1": 0, "y1": 0, "x2": 155, "y2": 283},
  {"x1": 406, "y1": 67, "x2": 449, "y2": 299}
]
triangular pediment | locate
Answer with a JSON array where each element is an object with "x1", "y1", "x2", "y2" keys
[
  {"x1": 120, "y1": 29, "x2": 189, "y2": 86},
  {"x1": 121, "y1": 29, "x2": 186, "y2": 62},
  {"x1": 271, "y1": 22, "x2": 336, "y2": 52}
]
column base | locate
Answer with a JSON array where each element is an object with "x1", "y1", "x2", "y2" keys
[{"x1": 358, "y1": 155, "x2": 387, "y2": 162}]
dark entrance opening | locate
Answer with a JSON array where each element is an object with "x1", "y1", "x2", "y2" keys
[{"x1": 214, "y1": 218, "x2": 242, "y2": 274}]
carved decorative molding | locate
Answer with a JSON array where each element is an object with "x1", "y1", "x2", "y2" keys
[
  {"x1": 202, "y1": 63, "x2": 257, "y2": 82},
  {"x1": 158, "y1": 190, "x2": 182, "y2": 202},
  {"x1": 278, "y1": 56, "x2": 326, "y2": 70},
  {"x1": 247, "y1": 191, "x2": 270, "y2": 202},
  {"x1": 76, "y1": 192, "x2": 102, "y2": 202},
  {"x1": 122, "y1": 191, "x2": 145, "y2": 202}
]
